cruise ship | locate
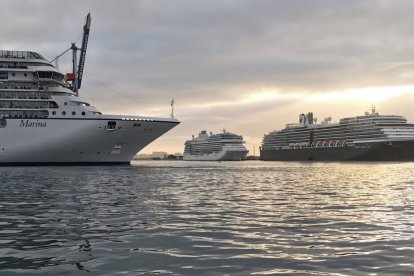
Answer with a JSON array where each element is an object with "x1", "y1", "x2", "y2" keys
[
  {"x1": 183, "y1": 130, "x2": 248, "y2": 161},
  {"x1": 260, "y1": 108, "x2": 414, "y2": 161},
  {"x1": 0, "y1": 14, "x2": 179, "y2": 165}
]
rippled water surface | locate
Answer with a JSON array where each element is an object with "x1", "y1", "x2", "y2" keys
[{"x1": 0, "y1": 161, "x2": 413, "y2": 275}]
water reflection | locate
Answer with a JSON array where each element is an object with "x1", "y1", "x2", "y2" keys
[{"x1": 0, "y1": 162, "x2": 413, "y2": 275}]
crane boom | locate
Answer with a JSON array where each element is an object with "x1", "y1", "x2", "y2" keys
[{"x1": 77, "y1": 13, "x2": 91, "y2": 90}]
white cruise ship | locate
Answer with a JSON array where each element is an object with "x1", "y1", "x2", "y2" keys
[
  {"x1": 183, "y1": 130, "x2": 248, "y2": 161},
  {"x1": 0, "y1": 14, "x2": 179, "y2": 165}
]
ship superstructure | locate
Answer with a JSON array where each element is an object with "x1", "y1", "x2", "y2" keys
[
  {"x1": 260, "y1": 108, "x2": 414, "y2": 161},
  {"x1": 0, "y1": 14, "x2": 179, "y2": 165},
  {"x1": 183, "y1": 130, "x2": 248, "y2": 161}
]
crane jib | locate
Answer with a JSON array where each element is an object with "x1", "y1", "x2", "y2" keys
[{"x1": 77, "y1": 13, "x2": 91, "y2": 90}]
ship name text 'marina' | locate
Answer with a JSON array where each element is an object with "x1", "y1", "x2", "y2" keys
[{"x1": 19, "y1": 120, "x2": 47, "y2": 128}]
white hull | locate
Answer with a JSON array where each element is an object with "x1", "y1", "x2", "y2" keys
[
  {"x1": 0, "y1": 116, "x2": 179, "y2": 165},
  {"x1": 183, "y1": 148, "x2": 248, "y2": 161}
]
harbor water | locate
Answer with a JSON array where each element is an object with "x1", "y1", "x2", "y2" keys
[{"x1": 0, "y1": 160, "x2": 413, "y2": 275}]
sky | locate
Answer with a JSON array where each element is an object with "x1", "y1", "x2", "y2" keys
[{"x1": 2, "y1": 0, "x2": 414, "y2": 154}]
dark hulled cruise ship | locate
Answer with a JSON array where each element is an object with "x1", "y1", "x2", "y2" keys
[{"x1": 260, "y1": 108, "x2": 414, "y2": 161}]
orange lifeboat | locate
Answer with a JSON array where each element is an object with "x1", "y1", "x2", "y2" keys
[{"x1": 65, "y1": 73, "x2": 75, "y2": 81}]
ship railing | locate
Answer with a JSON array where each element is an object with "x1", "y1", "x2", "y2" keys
[
  {"x1": 0, "y1": 109, "x2": 49, "y2": 119},
  {"x1": 270, "y1": 140, "x2": 353, "y2": 150},
  {"x1": 352, "y1": 138, "x2": 394, "y2": 144},
  {"x1": 0, "y1": 51, "x2": 46, "y2": 60},
  {"x1": 0, "y1": 91, "x2": 52, "y2": 100},
  {"x1": 0, "y1": 51, "x2": 29, "y2": 59},
  {"x1": 289, "y1": 142, "x2": 309, "y2": 149},
  {"x1": 0, "y1": 64, "x2": 29, "y2": 69},
  {"x1": 1, "y1": 86, "x2": 46, "y2": 92}
]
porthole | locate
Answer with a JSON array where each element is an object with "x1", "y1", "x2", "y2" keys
[
  {"x1": 72, "y1": 111, "x2": 76, "y2": 115},
  {"x1": 11, "y1": 72, "x2": 15, "y2": 77},
  {"x1": 64, "y1": 102, "x2": 67, "y2": 105},
  {"x1": 52, "y1": 111, "x2": 56, "y2": 115},
  {"x1": 62, "y1": 111, "x2": 66, "y2": 115},
  {"x1": 82, "y1": 111, "x2": 86, "y2": 116},
  {"x1": 24, "y1": 73, "x2": 27, "y2": 77}
]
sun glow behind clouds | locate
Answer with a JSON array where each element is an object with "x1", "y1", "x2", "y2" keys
[
  {"x1": 245, "y1": 89, "x2": 286, "y2": 102},
  {"x1": 187, "y1": 88, "x2": 295, "y2": 110},
  {"x1": 185, "y1": 85, "x2": 414, "y2": 111},
  {"x1": 246, "y1": 86, "x2": 414, "y2": 105},
  {"x1": 309, "y1": 86, "x2": 414, "y2": 102}
]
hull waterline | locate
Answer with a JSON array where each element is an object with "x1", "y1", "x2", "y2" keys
[{"x1": 260, "y1": 140, "x2": 414, "y2": 161}]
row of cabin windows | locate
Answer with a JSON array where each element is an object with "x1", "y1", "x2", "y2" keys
[
  {"x1": 36, "y1": 72, "x2": 64, "y2": 82},
  {"x1": 0, "y1": 91, "x2": 72, "y2": 99},
  {"x1": 0, "y1": 110, "x2": 89, "y2": 118},
  {"x1": 0, "y1": 72, "x2": 29, "y2": 79},
  {"x1": 0, "y1": 100, "x2": 58, "y2": 109},
  {"x1": 51, "y1": 111, "x2": 86, "y2": 116},
  {"x1": 0, "y1": 110, "x2": 48, "y2": 118},
  {"x1": 0, "y1": 51, "x2": 46, "y2": 60},
  {"x1": 0, "y1": 64, "x2": 29, "y2": 69},
  {"x1": 0, "y1": 81, "x2": 72, "y2": 91},
  {"x1": 0, "y1": 83, "x2": 50, "y2": 91},
  {"x1": 0, "y1": 71, "x2": 64, "y2": 81},
  {"x1": 64, "y1": 101, "x2": 90, "y2": 107}
]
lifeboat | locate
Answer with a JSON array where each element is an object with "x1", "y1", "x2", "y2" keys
[{"x1": 65, "y1": 73, "x2": 75, "y2": 81}]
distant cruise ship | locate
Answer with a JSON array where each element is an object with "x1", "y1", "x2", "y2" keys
[
  {"x1": 0, "y1": 14, "x2": 179, "y2": 165},
  {"x1": 183, "y1": 130, "x2": 248, "y2": 161},
  {"x1": 260, "y1": 108, "x2": 414, "y2": 161}
]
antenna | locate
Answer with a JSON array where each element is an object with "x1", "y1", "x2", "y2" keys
[
  {"x1": 54, "y1": 56, "x2": 59, "y2": 70},
  {"x1": 170, "y1": 98, "x2": 175, "y2": 119}
]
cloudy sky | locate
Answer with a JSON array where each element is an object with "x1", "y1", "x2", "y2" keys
[{"x1": 2, "y1": 0, "x2": 414, "y2": 154}]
